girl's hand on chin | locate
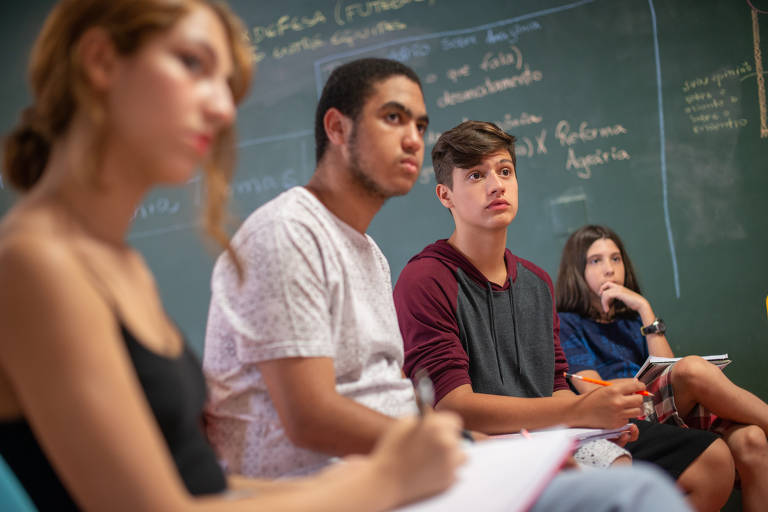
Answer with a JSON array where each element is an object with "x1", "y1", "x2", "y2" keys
[{"x1": 598, "y1": 281, "x2": 649, "y2": 314}]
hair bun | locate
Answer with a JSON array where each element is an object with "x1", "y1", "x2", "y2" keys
[{"x1": 3, "y1": 107, "x2": 51, "y2": 191}]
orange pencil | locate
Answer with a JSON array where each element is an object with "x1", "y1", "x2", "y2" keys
[{"x1": 563, "y1": 372, "x2": 654, "y2": 397}]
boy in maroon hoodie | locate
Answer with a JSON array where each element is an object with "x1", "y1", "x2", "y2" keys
[{"x1": 393, "y1": 121, "x2": 734, "y2": 511}]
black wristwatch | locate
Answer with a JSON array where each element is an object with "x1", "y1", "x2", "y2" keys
[{"x1": 640, "y1": 318, "x2": 666, "y2": 336}]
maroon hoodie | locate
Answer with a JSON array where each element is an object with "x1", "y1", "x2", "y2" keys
[{"x1": 393, "y1": 239, "x2": 569, "y2": 405}]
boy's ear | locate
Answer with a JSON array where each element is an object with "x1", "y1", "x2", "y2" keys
[
  {"x1": 436, "y1": 183, "x2": 453, "y2": 209},
  {"x1": 323, "y1": 107, "x2": 353, "y2": 148}
]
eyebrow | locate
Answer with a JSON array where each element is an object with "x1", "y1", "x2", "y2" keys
[
  {"x1": 469, "y1": 158, "x2": 515, "y2": 171},
  {"x1": 379, "y1": 101, "x2": 430, "y2": 126},
  {"x1": 189, "y1": 37, "x2": 234, "y2": 78}
]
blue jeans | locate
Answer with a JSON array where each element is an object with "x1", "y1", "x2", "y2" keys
[{"x1": 530, "y1": 463, "x2": 690, "y2": 512}]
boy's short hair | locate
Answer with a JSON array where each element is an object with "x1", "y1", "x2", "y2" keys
[
  {"x1": 314, "y1": 57, "x2": 422, "y2": 163},
  {"x1": 431, "y1": 121, "x2": 516, "y2": 188}
]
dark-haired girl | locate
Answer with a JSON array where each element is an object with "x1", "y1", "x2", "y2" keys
[{"x1": 556, "y1": 225, "x2": 768, "y2": 511}]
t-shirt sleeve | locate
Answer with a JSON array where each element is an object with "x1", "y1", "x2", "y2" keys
[
  {"x1": 393, "y1": 260, "x2": 471, "y2": 405},
  {"x1": 558, "y1": 313, "x2": 599, "y2": 374},
  {"x1": 206, "y1": 215, "x2": 335, "y2": 364}
]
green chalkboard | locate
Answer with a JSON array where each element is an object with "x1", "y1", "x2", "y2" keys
[{"x1": 2, "y1": 0, "x2": 767, "y2": 402}]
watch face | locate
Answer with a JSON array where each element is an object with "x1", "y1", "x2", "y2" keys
[{"x1": 642, "y1": 318, "x2": 665, "y2": 335}]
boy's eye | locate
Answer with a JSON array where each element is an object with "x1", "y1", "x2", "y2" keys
[
  {"x1": 416, "y1": 122, "x2": 428, "y2": 135},
  {"x1": 466, "y1": 171, "x2": 483, "y2": 181},
  {"x1": 386, "y1": 112, "x2": 401, "y2": 123}
]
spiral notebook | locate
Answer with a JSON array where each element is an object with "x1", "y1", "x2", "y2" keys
[{"x1": 634, "y1": 354, "x2": 731, "y2": 384}]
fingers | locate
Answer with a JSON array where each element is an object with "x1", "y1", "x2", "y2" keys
[
  {"x1": 611, "y1": 378, "x2": 646, "y2": 394},
  {"x1": 592, "y1": 384, "x2": 644, "y2": 425},
  {"x1": 372, "y1": 412, "x2": 467, "y2": 504},
  {"x1": 600, "y1": 293, "x2": 612, "y2": 313},
  {"x1": 627, "y1": 423, "x2": 640, "y2": 442},
  {"x1": 612, "y1": 431, "x2": 631, "y2": 448},
  {"x1": 611, "y1": 424, "x2": 640, "y2": 446},
  {"x1": 598, "y1": 282, "x2": 648, "y2": 313},
  {"x1": 598, "y1": 282, "x2": 623, "y2": 312}
]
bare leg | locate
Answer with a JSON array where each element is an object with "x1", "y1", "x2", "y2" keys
[
  {"x1": 676, "y1": 437, "x2": 734, "y2": 512},
  {"x1": 671, "y1": 356, "x2": 768, "y2": 436},
  {"x1": 721, "y1": 423, "x2": 768, "y2": 512}
]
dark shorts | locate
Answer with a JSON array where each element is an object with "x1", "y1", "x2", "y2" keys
[{"x1": 625, "y1": 418, "x2": 719, "y2": 480}]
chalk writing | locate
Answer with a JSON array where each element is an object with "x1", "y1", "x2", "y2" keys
[
  {"x1": 566, "y1": 146, "x2": 630, "y2": 179},
  {"x1": 436, "y1": 66, "x2": 543, "y2": 108},
  {"x1": 440, "y1": 35, "x2": 478, "y2": 51},
  {"x1": 681, "y1": 61, "x2": 750, "y2": 135},
  {"x1": 446, "y1": 64, "x2": 470, "y2": 83},
  {"x1": 425, "y1": 129, "x2": 443, "y2": 147},
  {"x1": 251, "y1": 11, "x2": 328, "y2": 45},
  {"x1": 480, "y1": 46, "x2": 523, "y2": 71},
  {"x1": 681, "y1": 61, "x2": 752, "y2": 92},
  {"x1": 484, "y1": 21, "x2": 542, "y2": 45},
  {"x1": 231, "y1": 169, "x2": 298, "y2": 197},
  {"x1": 386, "y1": 40, "x2": 431, "y2": 61},
  {"x1": 516, "y1": 129, "x2": 548, "y2": 158},
  {"x1": 554, "y1": 120, "x2": 627, "y2": 146},
  {"x1": 334, "y1": 0, "x2": 436, "y2": 26},
  {"x1": 272, "y1": 34, "x2": 326, "y2": 59},
  {"x1": 267, "y1": 19, "x2": 408, "y2": 60},
  {"x1": 332, "y1": 20, "x2": 408, "y2": 47},
  {"x1": 493, "y1": 112, "x2": 543, "y2": 131},
  {"x1": 133, "y1": 198, "x2": 182, "y2": 220},
  {"x1": 418, "y1": 165, "x2": 434, "y2": 184},
  {"x1": 691, "y1": 117, "x2": 748, "y2": 134}
]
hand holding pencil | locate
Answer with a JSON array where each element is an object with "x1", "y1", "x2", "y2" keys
[
  {"x1": 564, "y1": 372, "x2": 654, "y2": 397},
  {"x1": 567, "y1": 373, "x2": 647, "y2": 429}
]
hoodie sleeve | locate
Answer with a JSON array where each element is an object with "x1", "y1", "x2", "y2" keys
[
  {"x1": 540, "y1": 268, "x2": 569, "y2": 392},
  {"x1": 552, "y1": 306, "x2": 570, "y2": 392},
  {"x1": 393, "y1": 258, "x2": 471, "y2": 405}
]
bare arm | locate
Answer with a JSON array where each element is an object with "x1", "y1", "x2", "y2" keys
[
  {"x1": 219, "y1": 413, "x2": 466, "y2": 512},
  {"x1": 258, "y1": 357, "x2": 396, "y2": 455},
  {"x1": 570, "y1": 370, "x2": 605, "y2": 394},
  {"x1": 0, "y1": 238, "x2": 463, "y2": 512},
  {"x1": 598, "y1": 282, "x2": 674, "y2": 357},
  {"x1": 435, "y1": 381, "x2": 644, "y2": 434}
]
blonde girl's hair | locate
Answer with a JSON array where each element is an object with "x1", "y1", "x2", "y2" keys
[{"x1": 2, "y1": 0, "x2": 254, "y2": 273}]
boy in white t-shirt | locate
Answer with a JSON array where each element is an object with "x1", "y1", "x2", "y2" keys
[{"x1": 201, "y1": 58, "x2": 691, "y2": 512}]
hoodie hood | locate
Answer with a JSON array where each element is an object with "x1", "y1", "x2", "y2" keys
[{"x1": 408, "y1": 239, "x2": 518, "y2": 289}]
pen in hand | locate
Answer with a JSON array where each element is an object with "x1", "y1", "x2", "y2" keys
[
  {"x1": 414, "y1": 368, "x2": 435, "y2": 417},
  {"x1": 563, "y1": 372, "x2": 654, "y2": 397},
  {"x1": 413, "y1": 368, "x2": 474, "y2": 442}
]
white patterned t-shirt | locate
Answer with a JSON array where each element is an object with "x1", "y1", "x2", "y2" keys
[{"x1": 202, "y1": 186, "x2": 417, "y2": 478}]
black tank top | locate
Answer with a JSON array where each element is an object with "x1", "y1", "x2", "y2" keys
[{"x1": 0, "y1": 324, "x2": 227, "y2": 511}]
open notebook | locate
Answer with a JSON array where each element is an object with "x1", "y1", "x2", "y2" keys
[
  {"x1": 493, "y1": 424, "x2": 633, "y2": 447},
  {"x1": 395, "y1": 430, "x2": 575, "y2": 512},
  {"x1": 634, "y1": 354, "x2": 731, "y2": 384}
]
